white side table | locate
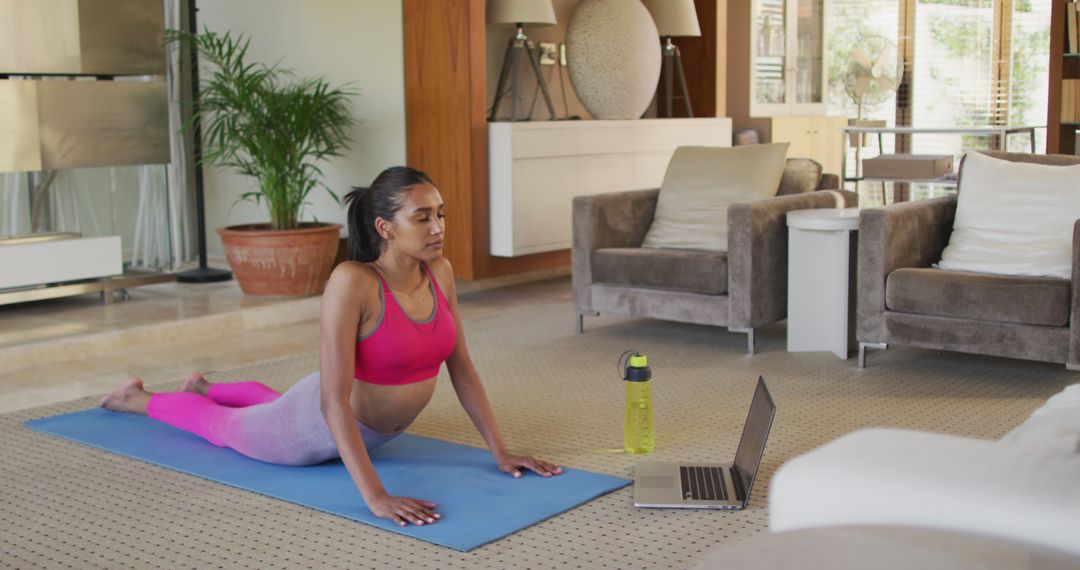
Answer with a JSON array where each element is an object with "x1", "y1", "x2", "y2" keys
[{"x1": 786, "y1": 208, "x2": 860, "y2": 358}]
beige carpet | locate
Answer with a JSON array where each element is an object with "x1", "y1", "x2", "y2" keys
[{"x1": 3, "y1": 281, "x2": 1076, "y2": 568}]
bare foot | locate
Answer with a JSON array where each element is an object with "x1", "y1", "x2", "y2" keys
[
  {"x1": 180, "y1": 372, "x2": 211, "y2": 396},
  {"x1": 99, "y1": 378, "x2": 151, "y2": 414}
]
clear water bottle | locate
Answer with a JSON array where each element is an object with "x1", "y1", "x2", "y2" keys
[{"x1": 622, "y1": 352, "x2": 654, "y2": 454}]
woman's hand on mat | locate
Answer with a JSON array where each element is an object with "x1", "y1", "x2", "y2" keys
[
  {"x1": 495, "y1": 453, "x2": 564, "y2": 479},
  {"x1": 369, "y1": 494, "x2": 441, "y2": 527}
]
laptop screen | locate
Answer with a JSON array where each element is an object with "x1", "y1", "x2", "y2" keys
[{"x1": 732, "y1": 377, "x2": 776, "y2": 500}]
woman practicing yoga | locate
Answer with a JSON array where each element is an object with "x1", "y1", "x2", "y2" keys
[{"x1": 100, "y1": 166, "x2": 562, "y2": 527}]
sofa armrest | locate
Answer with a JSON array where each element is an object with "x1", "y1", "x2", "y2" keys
[
  {"x1": 727, "y1": 191, "x2": 849, "y2": 330},
  {"x1": 856, "y1": 196, "x2": 957, "y2": 343},
  {"x1": 814, "y1": 173, "x2": 857, "y2": 206},
  {"x1": 769, "y1": 428, "x2": 1080, "y2": 557},
  {"x1": 571, "y1": 188, "x2": 660, "y2": 313},
  {"x1": 817, "y1": 173, "x2": 840, "y2": 190},
  {"x1": 832, "y1": 189, "x2": 858, "y2": 207}
]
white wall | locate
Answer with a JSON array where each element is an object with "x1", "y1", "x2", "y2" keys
[{"x1": 198, "y1": 0, "x2": 405, "y2": 256}]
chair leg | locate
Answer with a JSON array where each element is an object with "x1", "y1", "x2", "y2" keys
[
  {"x1": 858, "y1": 342, "x2": 887, "y2": 368},
  {"x1": 577, "y1": 312, "x2": 598, "y2": 334},
  {"x1": 730, "y1": 328, "x2": 755, "y2": 355}
]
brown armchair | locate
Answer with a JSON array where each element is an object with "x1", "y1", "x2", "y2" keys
[
  {"x1": 857, "y1": 151, "x2": 1080, "y2": 368},
  {"x1": 572, "y1": 158, "x2": 856, "y2": 353}
]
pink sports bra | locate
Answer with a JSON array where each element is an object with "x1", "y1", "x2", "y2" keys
[{"x1": 354, "y1": 262, "x2": 457, "y2": 385}]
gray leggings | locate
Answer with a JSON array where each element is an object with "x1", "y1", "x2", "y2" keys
[{"x1": 146, "y1": 371, "x2": 406, "y2": 466}]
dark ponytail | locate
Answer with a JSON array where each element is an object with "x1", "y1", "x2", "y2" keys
[{"x1": 343, "y1": 166, "x2": 435, "y2": 262}]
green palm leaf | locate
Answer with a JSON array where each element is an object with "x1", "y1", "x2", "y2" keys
[{"x1": 166, "y1": 28, "x2": 356, "y2": 230}]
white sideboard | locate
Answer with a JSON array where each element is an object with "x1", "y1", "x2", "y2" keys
[
  {"x1": 0, "y1": 235, "x2": 122, "y2": 289},
  {"x1": 489, "y1": 118, "x2": 733, "y2": 257}
]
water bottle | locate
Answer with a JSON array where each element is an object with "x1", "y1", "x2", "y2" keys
[{"x1": 621, "y1": 351, "x2": 655, "y2": 454}]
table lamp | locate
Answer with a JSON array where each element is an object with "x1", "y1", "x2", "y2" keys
[
  {"x1": 488, "y1": 0, "x2": 558, "y2": 121},
  {"x1": 642, "y1": 0, "x2": 701, "y2": 118}
]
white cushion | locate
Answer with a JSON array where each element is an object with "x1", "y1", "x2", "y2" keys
[
  {"x1": 937, "y1": 151, "x2": 1080, "y2": 279},
  {"x1": 641, "y1": 143, "x2": 788, "y2": 252},
  {"x1": 769, "y1": 428, "x2": 1080, "y2": 557},
  {"x1": 999, "y1": 383, "x2": 1080, "y2": 449}
]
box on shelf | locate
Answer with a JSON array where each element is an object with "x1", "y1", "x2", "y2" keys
[
  {"x1": 847, "y1": 118, "x2": 887, "y2": 148},
  {"x1": 862, "y1": 154, "x2": 954, "y2": 180},
  {"x1": 1064, "y1": 80, "x2": 1080, "y2": 124}
]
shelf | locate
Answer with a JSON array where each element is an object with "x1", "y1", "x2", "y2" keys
[
  {"x1": 844, "y1": 176, "x2": 958, "y2": 185},
  {"x1": 0, "y1": 270, "x2": 176, "y2": 306}
]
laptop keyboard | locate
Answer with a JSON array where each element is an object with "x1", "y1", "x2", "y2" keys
[{"x1": 680, "y1": 466, "x2": 729, "y2": 501}]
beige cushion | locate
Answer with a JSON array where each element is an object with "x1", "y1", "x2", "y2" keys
[
  {"x1": 592, "y1": 247, "x2": 727, "y2": 295},
  {"x1": 938, "y1": 151, "x2": 1080, "y2": 279},
  {"x1": 641, "y1": 143, "x2": 789, "y2": 252},
  {"x1": 885, "y1": 267, "x2": 1070, "y2": 327},
  {"x1": 777, "y1": 158, "x2": 824, "y2": 195}
]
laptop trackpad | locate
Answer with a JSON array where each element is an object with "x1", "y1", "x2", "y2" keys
[{"x1": 639, "y1": 476, "x2": 674, "y2": 489}]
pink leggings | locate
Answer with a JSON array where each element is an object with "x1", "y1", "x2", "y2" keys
[{"x1": 146, "y1": 372, "x2": 406, "y2": 466}]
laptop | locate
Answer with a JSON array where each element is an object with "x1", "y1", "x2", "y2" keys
[{"x1": 633, "y1": 377, "x2": 776, "y2": 509}]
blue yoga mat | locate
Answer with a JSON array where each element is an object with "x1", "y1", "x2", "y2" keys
[{"x1": 25, "y1": 408, "x2": 629, "y2": 552}]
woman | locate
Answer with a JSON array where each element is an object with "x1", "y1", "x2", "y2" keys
[{"x1": 100, "y1": 166, "x2": 562, "y2": 528}]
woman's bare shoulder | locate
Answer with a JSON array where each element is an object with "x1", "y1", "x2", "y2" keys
[{"x1": 325, "y1": 261, "x2": 379, "y2": 301}]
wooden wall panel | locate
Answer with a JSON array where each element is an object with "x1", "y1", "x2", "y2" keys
[
  {"x1": 671, "y1": 0, "x2": 718, "y2": 118},
  {"x1": 404, "y1": 0, "x2": 571, "y2": 280},
  {"x1": 1047, "y1": 0, "x2": 1062, "y2": 153},
  {"x1": 1047, "y1": 0, "x2": 1073, "y2": 154},
  {"x1": 404, "y1": 0, "x2": 478, "y2": 277}
]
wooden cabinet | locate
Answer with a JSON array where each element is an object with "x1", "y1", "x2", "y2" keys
[
  {"x1": 488, "y1": 118, "x2": 732, "y2": 257},
  {"x1": 770, "y1": 115, "x2": 847, "y2": 175},
  {"x1": 1049, "y1": 0, "x2": 1079, "y2": 155}
]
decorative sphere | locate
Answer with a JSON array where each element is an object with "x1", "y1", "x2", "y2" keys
[{"x1": 565, "y1": 0, "x2": 662, "y2": 120}]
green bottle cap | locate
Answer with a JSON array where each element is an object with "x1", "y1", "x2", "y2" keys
[{"x1": 629, "y1": 354, "x2": 647, "y2": 367}]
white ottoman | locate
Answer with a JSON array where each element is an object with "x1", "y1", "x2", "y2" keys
[{"x1": 768, "y1": 385, "x2": 1080, "y2": 557}]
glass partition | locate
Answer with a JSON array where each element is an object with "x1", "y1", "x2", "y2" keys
[
  {"x1": 796, "y1": 0, "x2": 825, "y2": 104},
  {"x1": 755, "y1": 0, "x2": 788, "y2": 106},
  {"x1": 0, "y1": 164, "x2": 174, "y2": 271}
]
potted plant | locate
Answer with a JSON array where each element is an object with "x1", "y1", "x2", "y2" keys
[{"x1": 169, "y1": 29, "x2": 355, "y2": 296}]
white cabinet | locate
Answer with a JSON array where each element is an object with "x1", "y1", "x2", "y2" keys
[
  {"x1": 771, "y1": 115, "x2": 847, "y2": 175},
  {"x1": 749, "y1": 0, "x2": 827, "y2": 117},
  {"x1": 489, "y1": 118, "x2": 732, "y2": 257},
  {"x1": 0, "y1": 236, "x2": 122, "y2": 290}
]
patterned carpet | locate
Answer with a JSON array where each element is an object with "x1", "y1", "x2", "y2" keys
[{"x1": 2, "y1": 280, "x2": 1075, "y2": 568}]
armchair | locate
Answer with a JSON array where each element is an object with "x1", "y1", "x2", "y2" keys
[
  {"x1": 572, "y1": 158, "x2": 856, "y2": 353},
  {"x1": 857, "y1": 151, "x2": 1080, "y2": 368}
]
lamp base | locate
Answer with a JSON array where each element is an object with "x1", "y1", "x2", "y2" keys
[
  {"x1": 658, "y1": 38, "x2": 693, "y2": 118},
  {"x1": 489, "y1": 26, "x2": 558, "y2": 122},
  {"x1": 176, "y1": 266, "x2": 233, "y2": 283}
]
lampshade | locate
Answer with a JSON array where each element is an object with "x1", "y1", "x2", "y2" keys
[
  {"x1": 488, "y1": 0, "x2": 557, "y2": 26},
  {"x1": 641, "y1": 0, "x2": 701, "y2": 37}
]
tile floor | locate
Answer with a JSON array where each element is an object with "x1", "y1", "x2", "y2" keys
[{"x1": 0, "y1": 272, "x2": 573, "y2": 414}]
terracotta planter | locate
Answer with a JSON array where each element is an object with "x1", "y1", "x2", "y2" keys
[{"x1": 218, "y1": 223, "x2": 342, "y2": 297}]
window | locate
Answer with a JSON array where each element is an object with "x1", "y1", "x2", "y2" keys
[
  {"x1": 826, "y1": 0, "x2": 1051, "y2": 203},
  {"x1": 1009, "y1": 0, "x2": 1052, "y2": 150}
]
